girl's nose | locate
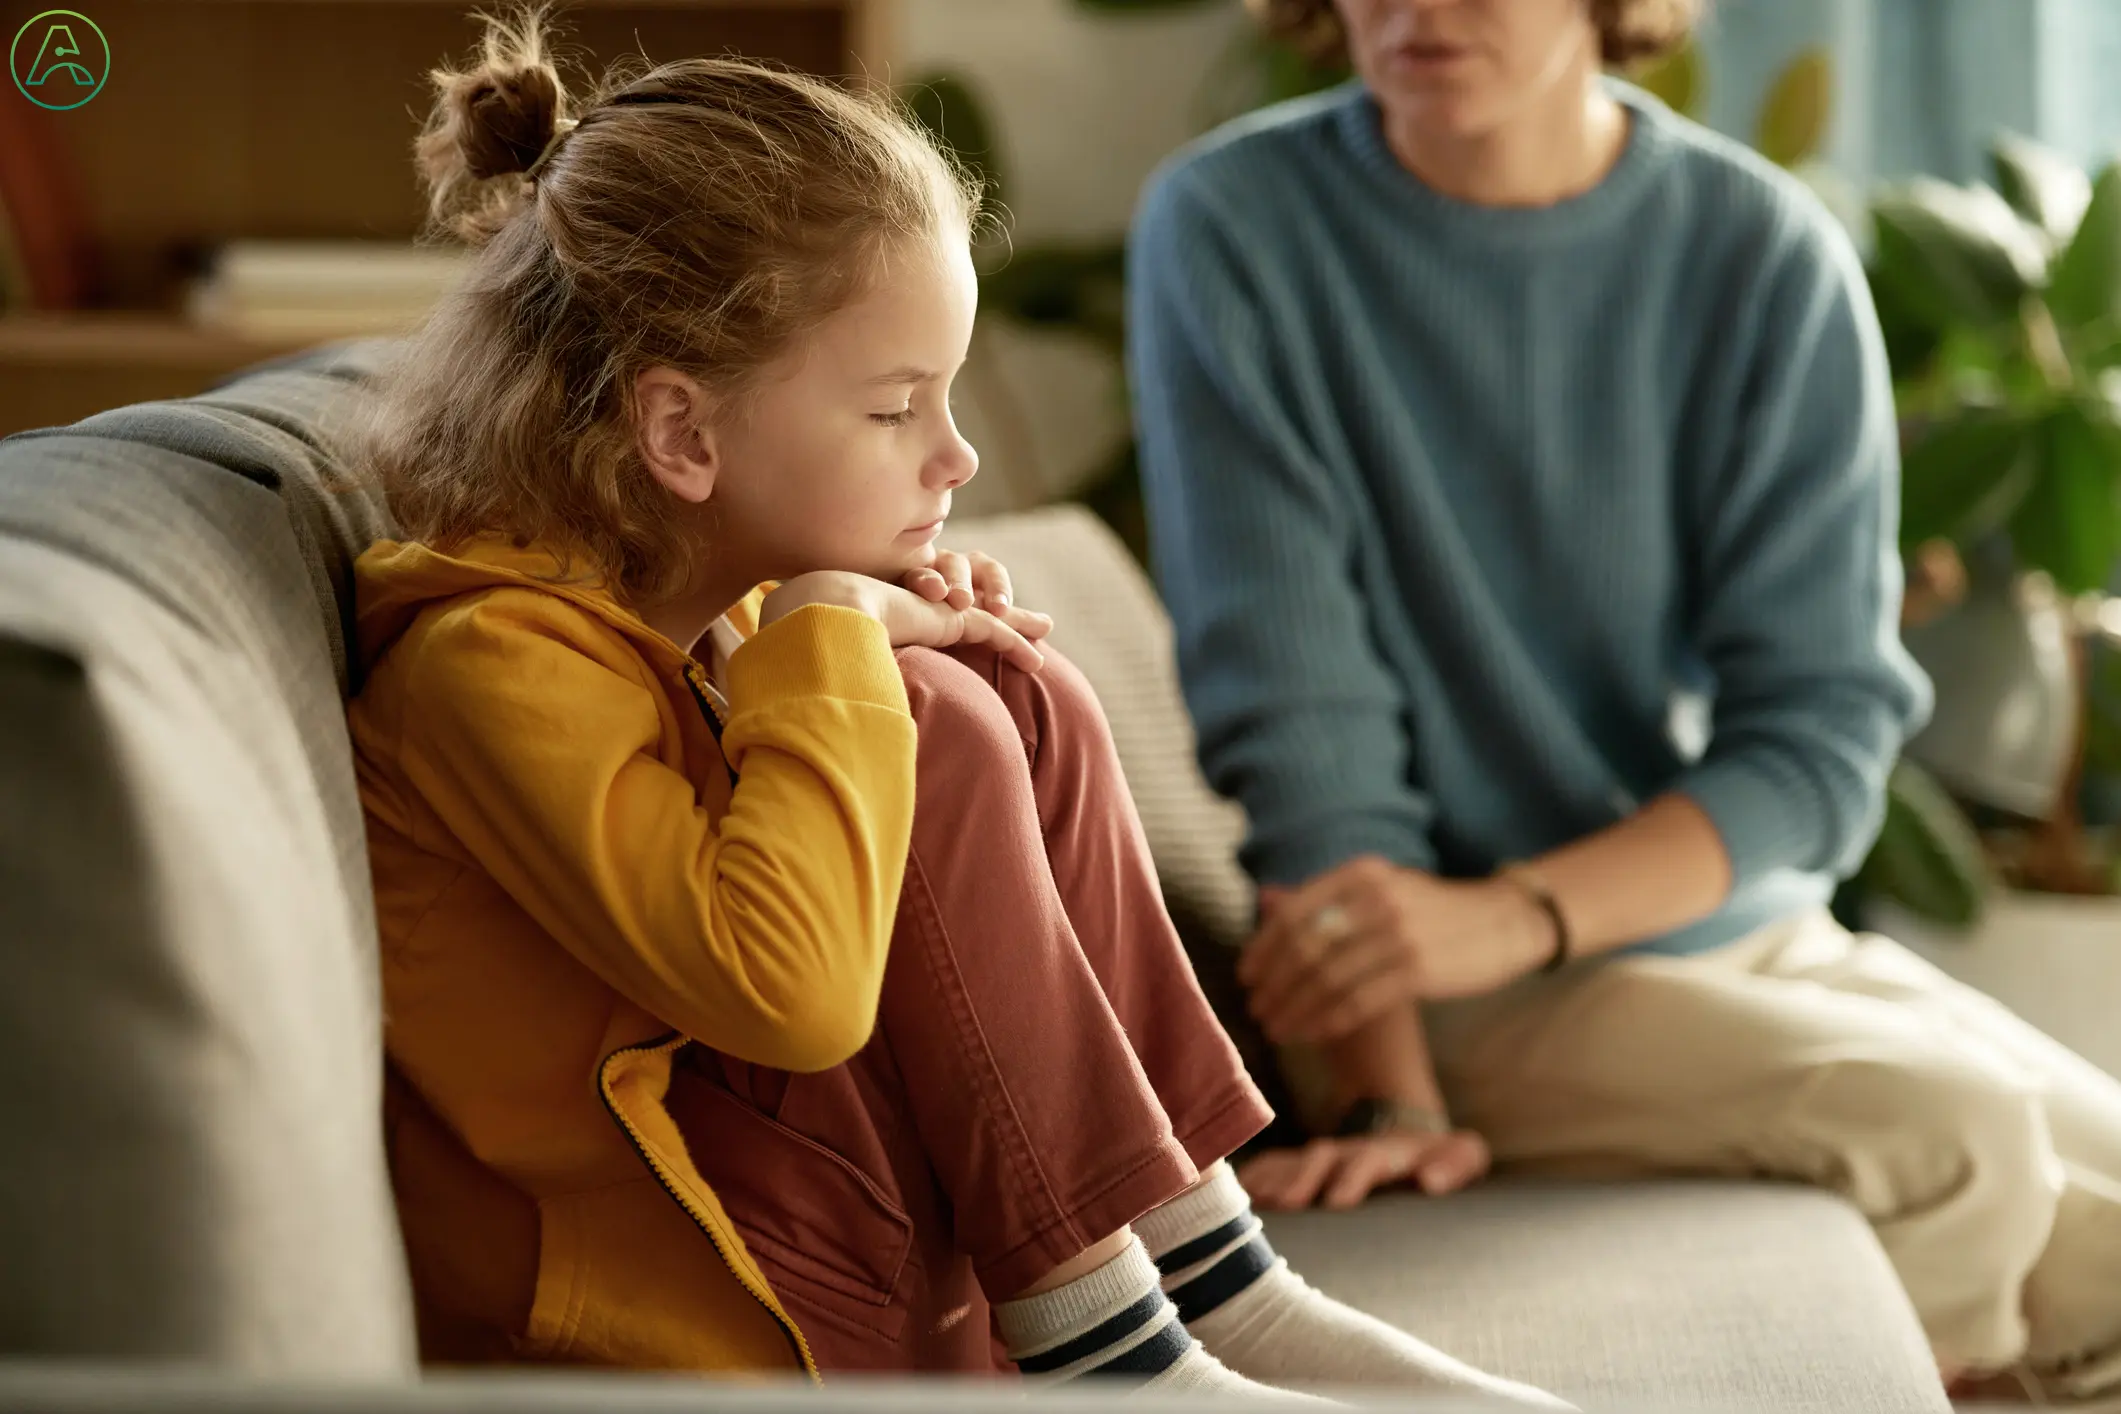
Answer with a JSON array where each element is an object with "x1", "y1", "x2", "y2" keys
[{"x1": 933, "y1": 426, "x2": 978, "y2": 489}]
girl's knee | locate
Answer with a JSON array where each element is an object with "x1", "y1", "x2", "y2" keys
[
  {"x1": 894, "y1": 645, "x2": 1025, "y2": 763},
  {"x1": 896, "y1": 641, "x2": 1105, "y2": 753},
  {"x1": 1017, "y1": 642, "x2": 1102, "y2": 730}
]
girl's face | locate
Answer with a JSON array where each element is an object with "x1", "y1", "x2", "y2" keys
[
  {"x1": 707, "y1": 231, "x2": 981, "y2": 584},
  {"x1": 1333, "y1": 0, "x2": 1601, "y2": 140}
]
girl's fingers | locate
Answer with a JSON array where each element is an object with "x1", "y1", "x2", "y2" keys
[
  {"x1": 1000, "y1": 604, "x2": 1054, "y2": 640},
  {"x1": 961, "y1": 608, "x2": 1044, "y2": 673},
  {"x1": 932, "y1": 550, "x2": 975, "y2": 610},
  {"x1": 970, "y1": 553, "x2": 1016, "y2": 615},
  {"x1": 904, "y1": 568, "x2": 950, "y2": 601}
]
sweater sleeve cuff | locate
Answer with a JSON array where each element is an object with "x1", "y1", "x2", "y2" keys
[
  {"x1": 725, "y1": 602, "x2": 910, "y2": 717},
  {"x1": 1673, "y1": 754, "x2": 1823, "y2": 891}
]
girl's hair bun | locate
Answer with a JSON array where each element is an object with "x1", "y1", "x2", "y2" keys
[{"x1": 416, "y1": 5, "x2": 569, "y2": 243}]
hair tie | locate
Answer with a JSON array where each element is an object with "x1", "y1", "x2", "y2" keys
[{"x1": 525, "y1": 117, "x2": 579, "y2": 180}]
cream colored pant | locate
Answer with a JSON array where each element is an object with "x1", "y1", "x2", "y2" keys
[{"x1": 1423, "y1": 908, "x2": 2121, "y2": 1393}]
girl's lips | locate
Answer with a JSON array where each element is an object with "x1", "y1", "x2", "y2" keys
[{"x1": 905, "y1": 518, "x2": 946, "y2": 539}]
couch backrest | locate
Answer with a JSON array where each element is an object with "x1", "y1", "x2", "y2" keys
[{"x1": 0, "y1": 340, "x2": 417, "y2": 1374}]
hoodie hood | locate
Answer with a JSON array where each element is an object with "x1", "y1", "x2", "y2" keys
[{"x1": 354, "y1": 536, "x2": 764, "y2": 677}]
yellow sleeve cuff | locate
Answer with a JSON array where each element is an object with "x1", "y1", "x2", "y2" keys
[{"x1": 724, "y1": 602, "x2": 910, "y2": 717}]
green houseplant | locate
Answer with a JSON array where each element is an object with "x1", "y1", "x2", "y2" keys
[{"x1": 1851, "y1": 136, "x2": 2121, "y2": 923}]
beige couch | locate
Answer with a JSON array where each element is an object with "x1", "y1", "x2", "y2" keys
[{"x1": 0, "y1": 339, "x2": 1947, "y2": 1411}]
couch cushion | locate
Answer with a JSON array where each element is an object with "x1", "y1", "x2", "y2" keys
[
  {"x1": 1265, "y1": 1181, "x2": 1948, "y2": 1411},
  {"x1": 0, "y1": 378, "x2": 414, "y2": 1370}
]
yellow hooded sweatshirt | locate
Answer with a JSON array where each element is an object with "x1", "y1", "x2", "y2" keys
[{"x1": 347, "y1": 536, "x2": 917, "y2": 1375}]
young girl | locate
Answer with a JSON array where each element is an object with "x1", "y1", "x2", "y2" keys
[{"x1": 344, "y1": 9, "x2": 1565, "y2": 1404}]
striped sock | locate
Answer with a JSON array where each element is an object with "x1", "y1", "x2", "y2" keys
[
  {"x1": 1136, "y1": 1163, "x2": 1574, "y2": 1407},
  {"x1": 995, "y1": 1237, "x2": 1327, "y2": 1399},
  {"x1": 1134, "y1": 1161, "x2": 1281, "y2": 1325}
]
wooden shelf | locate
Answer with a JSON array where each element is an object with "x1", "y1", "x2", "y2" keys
[
  {"x1": 223, "y1": 0, "x2": 850, "y2": 7},
  {"x1": 0, "y1": 313, "x2": 311, "y2": 371},
  {"x1": 0, "y1": 313, "x2": 325, "y2": 438},
  {"x1": 0, "y1": 0, "x2": 893, "y2": 437}
]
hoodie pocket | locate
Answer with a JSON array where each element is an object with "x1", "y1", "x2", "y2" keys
[{"x1": 663, "y1": 1062, "x2": 915, "y2": 1344}]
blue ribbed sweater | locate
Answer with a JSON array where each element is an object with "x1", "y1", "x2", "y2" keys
[{"x1": 1127, "y1": 81, "x2": 1934, "y2": 956}]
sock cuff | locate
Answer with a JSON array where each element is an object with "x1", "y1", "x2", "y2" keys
[
  {"x1": 1170, "y1": 1239, "x2": 1281, "y2": 1325},
  {"x1": 1134, "y1": 1160, "x2": 1251, "y2": 1261},
  {"x1": 994, "y1": 1238, "x2": 1165, "y2": 1355}
]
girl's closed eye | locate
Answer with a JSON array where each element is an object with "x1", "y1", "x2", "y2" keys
[{"x1": 871, "y1": 406, "x2": 917, "y2": 427}]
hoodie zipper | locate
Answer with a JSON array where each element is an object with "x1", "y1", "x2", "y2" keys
[
  {"x1": 597, "y1": 665, "x2": 795, "y2": 1368},
  {"x1": 596, "y1": 1036, "x2": 816, "y2": 1377},
  {"x1": 682, "y1": 660, "x2": 739, "y2": 789}
]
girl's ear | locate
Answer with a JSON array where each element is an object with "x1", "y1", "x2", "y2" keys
[{"x1": 635, "y1": 366, "x2": 720, "y2": 504}]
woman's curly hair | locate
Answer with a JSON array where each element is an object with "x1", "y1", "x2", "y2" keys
[{"x1": 1245, "y1": 0, "x2": 1700, "y2": 68}]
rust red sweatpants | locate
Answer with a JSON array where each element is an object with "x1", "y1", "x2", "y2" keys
[{"x1": 664, "y1": 641, "x2": 1272, "y2": 1373}]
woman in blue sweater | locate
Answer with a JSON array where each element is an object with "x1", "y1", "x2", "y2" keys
[{"x1": 1129, "y1": 0, "x2": 2121, "y2": 1400}]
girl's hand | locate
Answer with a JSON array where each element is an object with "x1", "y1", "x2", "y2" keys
[
  {"x1": 1236, "y1": 1131, "x2": 1491, "y2": 1210},
  {"x1": 901, "y1": 550, "x2": 1054, "y2": 645},
  {"x1": 760, "y1": 571, "x2": 1049, "y2": 674}
]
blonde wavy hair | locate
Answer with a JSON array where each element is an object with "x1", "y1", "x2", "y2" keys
[
  {"x1": 1246, "y1": 0, "x2": 1700, "y2": 67},
  {"x1": 344, "y1": 5, "x2": 982, "y2": 606}
]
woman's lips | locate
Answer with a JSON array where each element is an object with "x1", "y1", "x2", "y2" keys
[{"x1": 1387, "y1": 42, "x2": 1474, "y2": 74}]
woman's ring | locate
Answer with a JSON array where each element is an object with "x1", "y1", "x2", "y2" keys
[{"x1": 1309, "y1": 903, "x2": 1352, "y2": 940}]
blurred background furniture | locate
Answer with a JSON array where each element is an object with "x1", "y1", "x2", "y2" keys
[
  {"x1": 0, "y1": 339, "x2": 1948, "y2": 1411},
  {"x1": 0, "y1": 0, "x2": 893, "y2": 438}
]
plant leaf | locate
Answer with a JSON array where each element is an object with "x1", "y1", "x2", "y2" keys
[
  {"x1": 2085, "y1": 649, "x2": 2121, "y2": 777},
  {"x1": 2047, "y1": 161, "x2": 2121, "y2": 334},
  {"x1": 1259, "y1": 35, "x2": 1350, "y2": 104},
  {"x1": 902, "y1": 71, "x2": 1008, "y2": 210},
  {"x1": 981, "y1": 242, "x2": 1129, "y2": 352},
  {"x1": 1631, "y1": 38, "x2": 1702, "y2": 118},
  {"x1": 2008, "y1": 401, "x2": 2121, "y2": 594},
  {"x1": 1898, "y1": 409, "x2": 2037, "y2": 547},
  {"x1": 1871, "y1": 179, "x2": 2045, "y2": 333},
  {"x1": 1857, "y1": 758, "x2": 1992, "y2": 927},
  {"x1": 1990, "y1": 133, "x2": 2092, "y2": 245},
  {"x1": 1754, "y1": 47, "x2": 1832, "y2": 169}
]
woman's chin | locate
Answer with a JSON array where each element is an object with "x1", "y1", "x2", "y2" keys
[{"x1": 1373, "y1": 85, "x2": 1499, "y2": 145}]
